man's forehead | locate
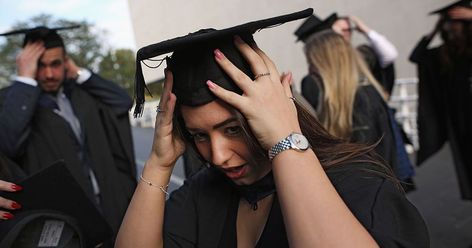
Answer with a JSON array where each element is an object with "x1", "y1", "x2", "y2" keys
[{"x1": 39, "y1": 47, "x2": 65, "y2": 63}]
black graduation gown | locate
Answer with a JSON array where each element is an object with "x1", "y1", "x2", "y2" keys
[
  {"x1": 410, "y1": 36, "x2": 472, "y2": 200},
  {"x1": 0, "y1": 75, "x2": 137, "y2": 235},
  {"x1": 300, "y1": 81, "x2": 403, "y2": 178},
  {"x1": 163, "y1": 165, "x2": 429, "y2": 247},
  {"x1": 357, "y1": 44, "x2": 396, "y2": 95},
  {"x1": 351, "y1": 85, "x2": 397, "y2": 169}
]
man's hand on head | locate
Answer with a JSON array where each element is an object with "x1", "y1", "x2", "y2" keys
[
  {"x1": 65, "y1": 57, "x2": 81, "y2": 80},
  {"x1": 16, "y1": 41, "x2": 45, "y2": 79}
]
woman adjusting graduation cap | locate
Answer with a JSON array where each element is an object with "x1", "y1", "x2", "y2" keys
[{"x1": 116, "y1": 9, "x2": 429, "y2": 247}]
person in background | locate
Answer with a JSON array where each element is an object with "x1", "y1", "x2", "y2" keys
[
  {"x1": 410, "y1": 0, "x2": 472, "y2": 200},
  {"x1": 295, "y1": 13, "x2": 398, "y2": 110},
  {"x1": 116, "y1": 9, "x2": 428, "y2": 248},
  {"x1": 332, "y1": 15, "x2": 398, "y2": 97},
  {"x1": 303, "y1": 29, "x2": 415, "y2": 191},
  {"x1": 0, "y1": 26, "x2": 137, "y2": 239}
]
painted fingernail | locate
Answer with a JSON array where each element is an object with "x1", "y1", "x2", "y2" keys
[
  {"x1": 11, "y1": 184, "x2": 22, "y2": 191},
  {"x1": 11, "y1": 202, "x2": 21, "y2": 209},
  {"x1": 2, "y1": 213, "x2": 13, "y2": 220},
  {"x1": 214, "y1": 49, "x2": 224, "y2": 60},
  {"x1": 206, "y1": 80, "x2": 217, "y2": 90}
]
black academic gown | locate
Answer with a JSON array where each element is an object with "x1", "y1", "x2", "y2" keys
[
  {"x1": 357, "y1": 44, "x2": 396, "y2": 95},
  {"x1": 410, "y1": 36, "x2": 472, "y2": 200},
  {"x1": 163, "y1": 165, "x2": 429, "y2": 247},
  {"x1": 301, "y1": 81, "x2": 403, "y2": 178},
  {"x1": 0, "y1": 74, "x2": 137, "y2": 235},
  {"x1": 351, "y1": 85, "x2": 397, "y2": 168}
]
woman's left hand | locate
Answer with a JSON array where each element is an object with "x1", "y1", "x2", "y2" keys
[{"x1": 208, "y1": 36, "x2": 300, "y2": 150}]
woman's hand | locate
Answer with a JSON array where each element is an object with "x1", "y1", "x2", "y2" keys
[
  {"x1": 147, "y1": 69, "x2": 185, "y2": 170},
  {"x1": 0, "y1": 180, "x2": 22, "y2": 220},
  {"x1": 208, "y1": 36, "x2": 299, "y2": 150}
]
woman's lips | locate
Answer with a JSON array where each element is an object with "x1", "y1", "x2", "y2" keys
[{"x1": 222, "y1": 164, "x2": 248, "y2": 180}]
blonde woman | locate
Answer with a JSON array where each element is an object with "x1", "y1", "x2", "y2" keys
[{"x1": 304, "y1": 30, "x2": 414, "y2": 185}]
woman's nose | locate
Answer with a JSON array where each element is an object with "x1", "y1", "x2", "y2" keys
[{"x1": 209, "y1": 137, "x2": 232, "y2": 166}]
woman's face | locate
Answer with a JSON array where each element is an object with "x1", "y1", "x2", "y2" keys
[{"x1": 181, "y1": 100, "x2": 271, "y2": 185}]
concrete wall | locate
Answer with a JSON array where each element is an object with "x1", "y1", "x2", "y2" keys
[{"x1": 128, "y1": 0, "x2": 451, "y2": 89}]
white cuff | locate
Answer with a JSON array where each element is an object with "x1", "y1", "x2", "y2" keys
[
  {"x1": 75, "y1": 68, "x2": 92, "y2": 84},
  {"x1": 367, "y1": 30, "x2": 398, "y2": 67},
  {"x1": 13, "y1": 76, "x2": 38, "y2": 87}
]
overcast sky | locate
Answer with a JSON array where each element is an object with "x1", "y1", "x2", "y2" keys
[{"x1": 0, "y1": 0, "x2": 136, "y2": 50}]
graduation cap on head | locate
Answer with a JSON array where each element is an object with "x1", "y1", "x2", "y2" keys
[
  {"x1": 0, "y1": 25, "x2": 80, "y2": 48},
  {"x1": 294, "y1": 13, "x2": 338, "y2": 42},
  {"x1": 430, "y1": 0, "x2": 472, "y2": 15},
  {"x1": 0, "y1": 161, "x2": 112, "y2": 247},
  {"x1": 133, "y1": 8, "x2": 314, "y2": 117}
]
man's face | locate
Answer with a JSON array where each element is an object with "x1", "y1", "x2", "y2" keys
[{"x1": 36, "y1": 47, "x2": 66, "y2": 93}]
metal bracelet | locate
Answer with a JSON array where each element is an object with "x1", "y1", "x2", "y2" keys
[{"x1": 139, "y1": 174, "x2": 169, "y2": 196}]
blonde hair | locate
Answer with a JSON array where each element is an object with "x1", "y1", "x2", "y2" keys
[{"x1": 304, "y1": 30, "x2": 386, "y2": 139}]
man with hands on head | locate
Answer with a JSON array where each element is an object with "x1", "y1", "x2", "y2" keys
[{"x1": 0, "y1": 26, "x2": 136, "y2": 237}]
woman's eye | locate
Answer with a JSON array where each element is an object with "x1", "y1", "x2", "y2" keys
[
  {"x1": 226, "y1": 126, "x2": 242, "y2": 136},
  {"x1": 191, "y1": 133, "x2": 208, "y2": 142}
]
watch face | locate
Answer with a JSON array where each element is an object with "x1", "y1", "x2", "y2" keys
[{"x1": 289, "y1": 133, "x2": 309, "y2": 150}]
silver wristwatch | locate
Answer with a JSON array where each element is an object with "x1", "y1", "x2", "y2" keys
[{"x1": 268, "y1": 132, "x2": 309, "y2": 161}]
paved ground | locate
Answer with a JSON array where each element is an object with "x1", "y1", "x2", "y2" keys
[
  {"x1": 132, "y1": 127, "x2": 472, "y2": 247},
  {"x1": 407, "y1": 144, "x2": 472, "y2": 248}
]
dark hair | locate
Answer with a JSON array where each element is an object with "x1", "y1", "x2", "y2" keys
[
  {"x1": 439, "y1": 20, "x2": 472, "y2": 73},
  {"x1": 173, "y1": 97, "x2": 399, "y2": 186}
]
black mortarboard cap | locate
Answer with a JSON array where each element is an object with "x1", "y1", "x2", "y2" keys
[
  {"x1": 294, "y1": 13, "x2": 338, "y2": 42},
  {"x1": 0, "y1": 161, "x2": 112, "y2": 247},
  {"x1": 0, "y1": 25, "x2": 80, "y2": 48},
  {"x1": 430, "y1": 0, "x2": 472, "y2": 14},
  {"x1": 133, "y1": 8, "x2": 314, "y2": 117}
]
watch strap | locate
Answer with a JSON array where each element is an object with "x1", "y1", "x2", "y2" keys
[{"x1": 268, "y1": 137, "x2": 291, "y2": 161}]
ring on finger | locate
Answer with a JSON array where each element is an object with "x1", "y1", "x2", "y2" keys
[
  {"x1": 254, "y1": 72, "x2": 270, "y2": 80},
  {"x1": 156, "y1": 106, "x2": 165, "y2": 113}
]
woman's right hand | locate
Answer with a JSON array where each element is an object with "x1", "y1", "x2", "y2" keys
[
  {"x1": 147, "y1": 69, "x2": 185, "y2": 170},
  {"x1": 0, "y1": 180, "x2": 22, "y2": 220}
]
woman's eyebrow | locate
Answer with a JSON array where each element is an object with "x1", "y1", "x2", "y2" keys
[
  {"x1": 213, "y1": 117, "x2": 238, "y2": 130},
  {"x1": 186, "y1": 117, "x2": 238, "y2": 132}
]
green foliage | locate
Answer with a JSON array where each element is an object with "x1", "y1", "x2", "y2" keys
[{"x1": 98, "y1": 48, "x2": 136, "y2": 96}]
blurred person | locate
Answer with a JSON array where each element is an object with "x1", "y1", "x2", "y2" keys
[
  {"x1": 333, "y1": 15, "x2": 398, "y2": 97},
  {"x1": 303, "y1": 30, "x2": 415, "y2": 191},
  {"x1": 116, "y1": 9, "x2": 428, "y2": 248},
  {"x1": 410, "y1": 0, "x2": 472, "y2": 200},
  {"x1": 295, "y1": 13, "x2": 398, "y2": 109},
  {"x1": 0, "y1": 26, "x2": 137, "y2": 237}
]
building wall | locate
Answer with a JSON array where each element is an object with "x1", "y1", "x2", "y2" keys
[{"x1": 127, "y1": 0, "x2": 451, "y2": 89}]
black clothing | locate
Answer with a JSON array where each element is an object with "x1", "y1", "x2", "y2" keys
[
  {"x1": 410, "y1": 36, "x2": 472, "y2": 199},
  {"x1": 0, "y1": 74, "x2": 137, "y2": 235},
  {"x1": 163, "y1": 165, "x2": 429, "y2": 247},
  {"x1": 357, "y1": 44, "x2": 396, "y2": 95},
  {"x1": 352, "y1": 86, "x2": 397, "y2": 165},
  {"x1": 300, "y1": 75, "x2": 322, "y2": 111},
  {"x1": 300, "y1": 81, "x2": 414, "y2": 181}
]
